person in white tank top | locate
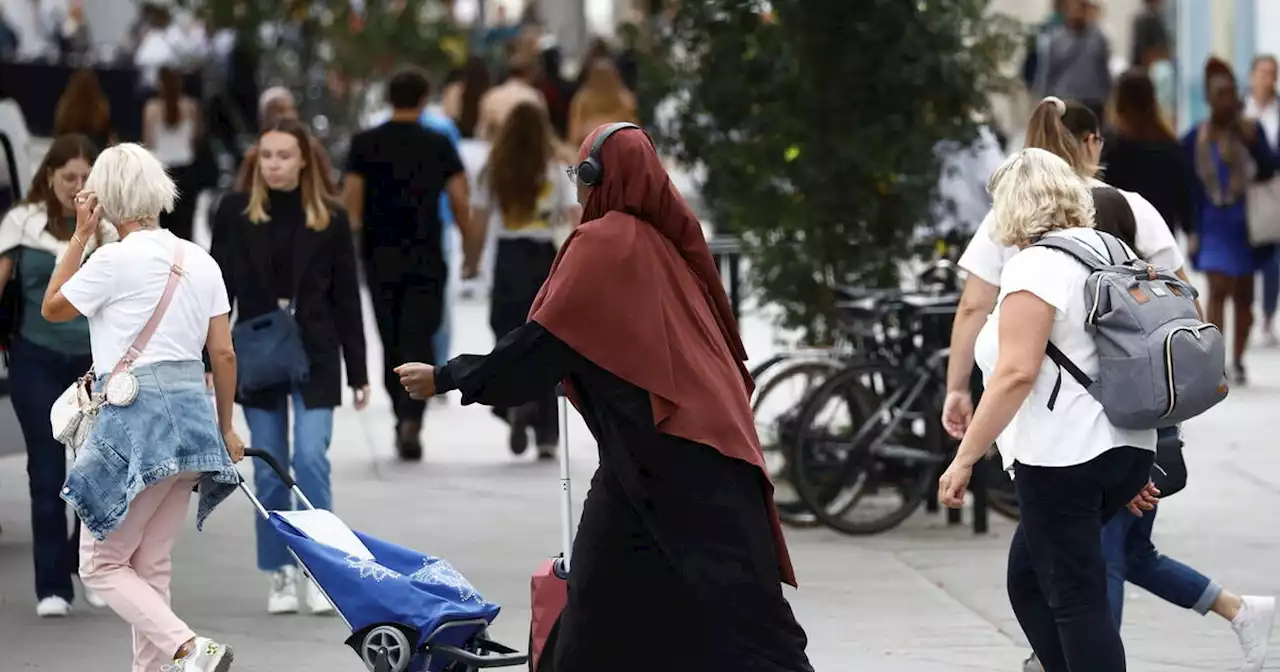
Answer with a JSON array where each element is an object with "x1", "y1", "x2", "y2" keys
[{"x1": 143, "y1": 67, "x2": 202, "y2": 241}]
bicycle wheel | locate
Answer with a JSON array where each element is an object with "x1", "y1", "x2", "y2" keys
[
  {"x1": 752, "y1": 358, "x2": 846, "y2": 528},
  {"x1": 789, "y1": 361, "x2": 947, "y2": 535}
]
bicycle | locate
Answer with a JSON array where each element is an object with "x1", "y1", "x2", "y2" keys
[
  {"x1": 749, "y1": 285, "x2": 943, "y2": 527},
  {"x1": 785, "y1": 288, "x2": 961, "y2": 535},
  {"x1": 749, "y1": 257, "x2": 966, "y2": 528}
]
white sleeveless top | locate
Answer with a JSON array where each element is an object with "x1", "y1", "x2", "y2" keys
[{"x1": 150, "y1": 116, "x2": 196, "y2": 167}]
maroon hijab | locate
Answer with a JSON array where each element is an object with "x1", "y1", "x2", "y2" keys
[{"x1": 529, "y1": 125, "x2": 796, "y2": 586}]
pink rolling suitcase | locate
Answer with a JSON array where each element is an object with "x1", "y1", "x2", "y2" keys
[{"x1": 528, "y1": 385, "x2": 574, "y2": 671}]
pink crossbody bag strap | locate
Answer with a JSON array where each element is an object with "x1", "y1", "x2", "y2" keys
[{"x1": 110, "y1": 241, "x2": 187, "y2": 377}]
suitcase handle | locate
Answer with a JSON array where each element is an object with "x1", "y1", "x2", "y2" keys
[
  {"x1": 556, "y1": 383, "x2": 574, "y2": 572},
  {"x1": 239, "y1": 448, "x2": 317, "y2": 517},
  {"x1": 245, "y1": 448, "x2": 293, "y2": 487}
]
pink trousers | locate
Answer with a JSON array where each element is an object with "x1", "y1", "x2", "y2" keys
[{"x1": 79, "y1": 473, "x2": 199, "y2": 672}]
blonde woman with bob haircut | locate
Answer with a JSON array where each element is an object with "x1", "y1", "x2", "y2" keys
[
  {"x1": 40, "y1": 142, "x2": 245, "y2": 672},
  {"x1": 936, "y1": 148, "x2": 1159, "y2": 672},
  {"x1": 210, "y1": 117, "x2": 369, "y2": 616}
]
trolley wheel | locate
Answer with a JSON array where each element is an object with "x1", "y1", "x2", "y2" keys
[{"x1": 361, "y1": 624, "x2": 414, "y2": 672}]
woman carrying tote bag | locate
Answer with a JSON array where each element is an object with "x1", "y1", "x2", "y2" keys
[{"x1": 210, "y1": 117, "x2": 369, "y2": 616}]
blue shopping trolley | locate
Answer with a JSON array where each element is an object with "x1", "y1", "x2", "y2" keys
[{"x1": 240, "y1": 449, "x2": 527, "y2": 672}]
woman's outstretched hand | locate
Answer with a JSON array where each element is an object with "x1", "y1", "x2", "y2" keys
[{"x1": 395, "y1": 363, "x2": 436, "y2": 400}]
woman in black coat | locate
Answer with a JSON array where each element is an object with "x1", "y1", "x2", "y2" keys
[{"x1": 210, "y1": 118, "x2": 368, "y2": 615}]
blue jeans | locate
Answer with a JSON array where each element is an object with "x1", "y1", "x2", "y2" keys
[
  {"x1": 8, "y1": 337, "x2": 91, "y2": 600},
  {"x1": 244, "y1": 392, "x2": 335, "y2": 571},
  {"x1": 1102, "y1": 506, "x2": 1221, "y2": 628}
]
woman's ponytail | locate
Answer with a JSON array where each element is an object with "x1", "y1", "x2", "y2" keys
[{"x1": 1025, "y1": 96, "x2": 1100, "y2": 178}]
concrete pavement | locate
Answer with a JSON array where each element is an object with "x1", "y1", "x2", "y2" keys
[{"x1": 1, "y1": 292, "x2": 1278, "y2": 671}]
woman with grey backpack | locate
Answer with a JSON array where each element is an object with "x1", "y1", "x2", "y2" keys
[{"x1": 1023, "y1": 169, "x2": 1274, "y2": 672}]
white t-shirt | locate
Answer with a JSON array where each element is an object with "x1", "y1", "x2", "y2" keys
[
  {"x1": 471, "y1": 163, "x2": 576, "y2": 242},
  {"x1": 975, "y1": 228, "x2": 1157, "y2": 470},
  {"x1": 61, "y1": 229, "x2": 231, "y2": 375},
  {"x1": 958, "y1": 180, "x2": 1185, "y2": 286}
]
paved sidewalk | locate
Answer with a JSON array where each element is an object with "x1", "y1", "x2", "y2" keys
[{"x1": 0, "y1": 297, "x2": 1277, "y2": 671}]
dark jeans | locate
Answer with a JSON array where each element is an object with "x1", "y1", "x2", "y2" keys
[
  {"x1": 490, "y1": 239, "x2": 558, "y2": 444},
  {"x1": 8, "y1": 337, "x2": 92, "y2": 601},
  {"x1": 367, "y1": 270, "x2": 444, "y2": 426},
  {"x1": 1009, "y1": 446, "x2": 1154, "y2": 672}
]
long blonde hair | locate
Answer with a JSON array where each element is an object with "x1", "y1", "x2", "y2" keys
[
  {"x1": 574, "y1": 58, "x2": 632, "y2": 120},
  {"x1": 244, "y1": 119, "x2": 334, "y2": 231}
]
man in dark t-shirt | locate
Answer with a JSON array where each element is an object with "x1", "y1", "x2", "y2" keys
[{"x1": 343, "y1": 68, "x2": 478, "y2": 461}]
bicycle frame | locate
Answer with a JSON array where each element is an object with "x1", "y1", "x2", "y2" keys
[{"x1": 838, "y1": 347, "x2": 950, "y2": 466}]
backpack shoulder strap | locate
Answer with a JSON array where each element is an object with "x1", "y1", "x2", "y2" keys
[
  {"x1": 1093, "y1": 229, "x2": 1133, "y2": 265},
  {"x1": 1031, "y1": 235, "x2": 1106, "y2": 271}
]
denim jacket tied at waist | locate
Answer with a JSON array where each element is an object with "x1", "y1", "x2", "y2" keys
[{"x1": 62, "y1": 360, "x2": 240, "y2": 540}]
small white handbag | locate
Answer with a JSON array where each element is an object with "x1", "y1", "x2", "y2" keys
[
  {"x1": 50, "y1": 373, "x2": 97, "y2": 449},
  {"x1": 49, "y1": 242, "x2": 187, "y2": 449}
]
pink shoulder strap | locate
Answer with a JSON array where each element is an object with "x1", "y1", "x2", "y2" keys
[{"x1": 112, "y1": 241, "x2": 187, "y2": 376}]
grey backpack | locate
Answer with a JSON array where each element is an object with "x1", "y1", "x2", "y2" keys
[{"x1": 1032, "y1": 231, "x2": 1229, "y2": 429}]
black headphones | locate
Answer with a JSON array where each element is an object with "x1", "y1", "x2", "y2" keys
[{"x1": 575, "y1": 122, "x2": 644, "y2": 187}]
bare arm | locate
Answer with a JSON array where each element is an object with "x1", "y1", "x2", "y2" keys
[
  {"x1": 0, "y1": 255, "x2": 13, "y2": 298},
  {"x1": 951, "y1": 291, "x2": 1054, "y2": 469},
  {"x1": 205, "y1": 313, "x2": 237, "y2": 435},
  {"x1": 342, "y1": 174, "x2": 365, "y2": 232},
  {"x1": 142, "y1": 100, "x2": 158, "y2": 149},
  {"x1": 945, "y1": 275, "x2": 999, "y2": 394}
]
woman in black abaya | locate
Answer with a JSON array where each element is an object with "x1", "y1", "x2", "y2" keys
[{"x1": 395, "y1": 123, "x2": 812, "y2": 672}]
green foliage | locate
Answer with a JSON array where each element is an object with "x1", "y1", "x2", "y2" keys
[
  {"x1": 190, "y1": 0, "x2": 464, "y2": 75},
  {"x1": 657, "y1": 0, "x2": 1018, "y2": 343}
]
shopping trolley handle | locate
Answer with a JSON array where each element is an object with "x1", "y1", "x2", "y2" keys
[{"x1": 244, "y1": 448, "x2": 296, "y2": 489}]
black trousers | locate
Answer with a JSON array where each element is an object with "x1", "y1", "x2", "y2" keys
[
  {"x1": 490, "y1": 238, "x2": 558, "y2": 444},
  {"x1": 1009, "y1": 446, "x2": 1154, "y2": 672},
  {"x1": 159, "y1": 163, "x2": 200, "y2": 241},
  {"x1": 368, "y1": 268, "x2": 444, "y2": 425}
]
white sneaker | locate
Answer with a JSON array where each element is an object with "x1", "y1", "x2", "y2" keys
[
  {"x1": 166, "y1": 636, "x2": 233, "y2": 672},
  {"x1": 1233, "y1": 595, "x2": 1276, "y2": 672},
  {"x1": 305, "y1": 578, "x2": 335, "y2": 615},
  {"x1": 35, "y1": 596, "x2": 70, "y2": 617},
  {"x1": 266, "y1": 567, "x2": 298, "y2": 614}
]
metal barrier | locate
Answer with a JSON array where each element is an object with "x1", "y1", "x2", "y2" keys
[{"x1": 708, "y1": 235, "x2": 744, "y2": 320}]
